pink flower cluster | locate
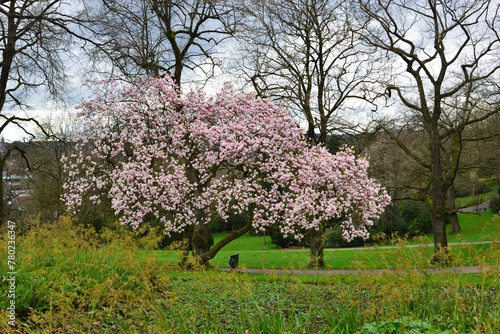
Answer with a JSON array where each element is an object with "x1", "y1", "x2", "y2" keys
[{"x1": 63, "y1": 77, "x2": 390, "y2": 241}]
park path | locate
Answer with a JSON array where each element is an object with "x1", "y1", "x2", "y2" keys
[
  {"x1": 224, "y1": 240, "x2": 495, "y2": 253},
  {"x1": 217, "y1": 265, "x2": 494, "y2": 275},
  {"x1": 459, "y1": 197, "x2": 493, "y2": 213},
  {"x1": 216, "y1": 240, "x2": 498, "y2": 275}
]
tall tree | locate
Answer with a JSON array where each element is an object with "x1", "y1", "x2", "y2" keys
[
  {"x1": 85, "y1": 0, "x2": 239, "y2": 85},
  {"x1": 355, "y1": 0, "x2": 500, "y2": 262},
  {"x1": 0, "y1": 0, "x2": 93, "y2": 227},
  {"x1": 237, "y1": 0, "x2": 382, "y2": 266},
  {"x1": 80, "y1": 0, "x2": 241, "y2": 256},
  {"x1": 23, "y1": 112, "x2": 76, "y2": 223}
]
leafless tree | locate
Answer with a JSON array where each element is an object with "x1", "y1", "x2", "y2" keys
[
  {"x1": 0, "y1": 0, "x2": 97, "y2": 227},
  {"x1": 355, "y1": 0, "x2": 500, "y2": 262},
  {"x1": 235, "y1": 0, "x2": 383, "y2": 266},
  {"x1": 84, "y1": 0, "x2": 240, "y2": 86}
]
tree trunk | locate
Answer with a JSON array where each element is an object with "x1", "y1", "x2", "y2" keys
[
  {"x1": 447, "y1": 185, "x2": 460, "y2": 233},
  {"x1": 192, "y1": 214, "x2": 211, "y2": 257},
  {"x1": 195, "y1": 205, "x2": 256, "y2": 266},
  {"x1": 197, "y1": 221, "x2": 252, "y2": 266},
  {"x1": 430, "y1": 126, "x2": 450, "y2": 264},
  {"x1": 186, "y1": 165, "x2": 212, "y2": 259},
  {"x1": 0, "y1": 167, "x2": 4, "y2": 228},
  {"x1": 309, "y1": 227, "x2": 325, "y2": 267}
]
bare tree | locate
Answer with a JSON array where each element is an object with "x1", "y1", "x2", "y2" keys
[
  {"x1": 84, "y1": 0, "x2": 239, "y2": 85},
  {"x1": 0, "y1": 0, "x2": 96, "y2": 227},
  {"x1": 355, "y1": 0, "x2": 500, "y2": 262},
  {"x1": 236, "y1": 0, "x2": 382, "y2": 266}
]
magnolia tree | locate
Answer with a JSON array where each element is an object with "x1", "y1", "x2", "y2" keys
[{"x1": 63, "y1": 77, "x2": 390, "y2": 265}]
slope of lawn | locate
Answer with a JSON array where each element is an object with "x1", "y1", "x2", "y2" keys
[
  {"x1": 447, "y1": 211, "x2": 500, "y2": 242},
  {"x1": 212, "y1": 232, "x2": 279, "y2": 251},
  {"x1": 383, "y1": 210, "x2": 500, "y2": 246},
  {"x1": 455, "y1": 179, "x2": 500, "y2": 208}
]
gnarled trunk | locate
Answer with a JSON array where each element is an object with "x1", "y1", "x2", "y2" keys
[{"x1": 192, "y1": 210, "x2": 211, "y2": 257}]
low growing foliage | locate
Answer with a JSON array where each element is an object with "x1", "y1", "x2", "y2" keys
[{"x1": 1, "y1": 217, "x2": 499, "y2": 333}]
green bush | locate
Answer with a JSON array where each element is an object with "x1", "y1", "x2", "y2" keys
[
  {"x1": 270, "y1": 229, "x2": 309, "y2": 248},
  {"x1": 209, "y1": 213, "x2": 249, "y2": 233},
  {"x1": 395, "y1": 200, "x2": 431, "y2": 237},
  {"x1": 407, "y1": 211, "x2": 432, "y2": 235},
  {"x1": 490, "y1": 195, "x2": 500, "y2": 213},
  {"x1": 324, "y1": 225, "x2": 364, "y2": 248},
  {"x1": 371, "y1": 200, "x2": 434, "y2": 239}
]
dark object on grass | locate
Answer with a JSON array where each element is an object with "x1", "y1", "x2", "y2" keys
[
  {"x1": 229, "y1": 254, "x2": 239, "y2": 270},
  {"x1": 489, "y1": 196, "x2": 500, "y2": 213}
]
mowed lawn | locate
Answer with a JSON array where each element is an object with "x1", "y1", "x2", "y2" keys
[
  {"x1": 152, "y1": 211, "x2": 500, "y2": 270},
  {"x1": 377, "y1": 210, "x2": 500, "y2": 245}
]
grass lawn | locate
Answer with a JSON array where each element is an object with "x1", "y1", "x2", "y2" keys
[
  {"x1": 447, "y1": 211, "x2": 500, "y2": 242},
  {"x1": 368, "y1": 210, "x2": 500, "y2": 247},
  {"x1": 212, "y1": 232, "x2": 279, "y2": 251},
  {"x1": 151, "y1": 211, "x2": 500, "y2": 270},
  {"x1": 156, "y1": 243, "x2": 497, "y2": 270}
]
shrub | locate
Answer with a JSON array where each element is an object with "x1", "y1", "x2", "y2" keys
[
  {"x1": 490, "y1": 195, "x2": 500, "y2": 213},
  {"x1": 394, "y1": 200, "x2": 431, "y2": 237},
  {"x1": 324, "y1": 225, "x2": 365, "y2": 248},
  {"x1": 369, "y1": 203, "x2": 397, "y2": 237},
  {"x1": 270, "y1": 229, "x2": 309, "y2": 248},
  {"x1": 209, "y1": 213, "x2": 249, "y2": 233},
  {"x1": 475, "y1": 181, "x2": 491, "y2": 196},
  {"x1": 407, "y1": 211, "x2": 432, "y2": 235}
]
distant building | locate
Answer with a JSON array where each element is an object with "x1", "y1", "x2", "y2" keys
[{"x1": 1, "y1": 138, "x2": 32, "y2": 219}]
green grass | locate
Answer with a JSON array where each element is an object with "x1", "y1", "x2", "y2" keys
[
  {"x1": 211, "y1": 212, "x2": 500, "y2": 252},
  {"x1": 447, "y1": 211, "x2": 500, "y2": 243},
  {"x1": 149, "y1": 212, "x2": 500, "y2": 271},
  {"x1": 212, "y1": 232, "x2": 279, "y2": 251},
  {"x1": 369, "y1": 211, "x2": 500, "y2": 247},
  {"x1": 156, "y1": 243, "x2": 497, "y2": 270}
]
